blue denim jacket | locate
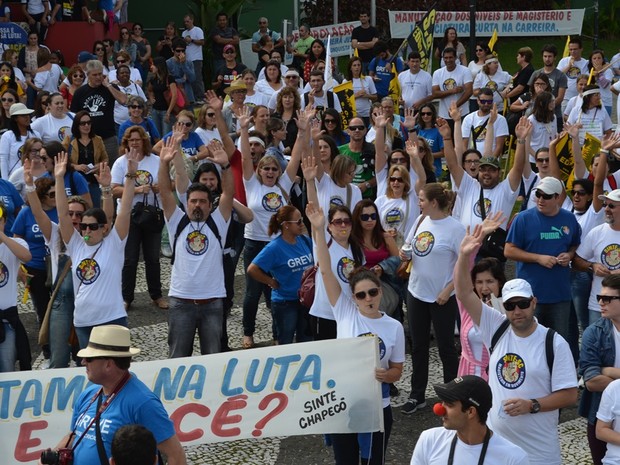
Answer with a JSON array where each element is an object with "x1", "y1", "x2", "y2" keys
[
  {"x1": 165, "y1": 57, "x2": 196, "y2": 102},
  {"x1": 578, "y1": 317, "x2": 616, "y2": 424}
]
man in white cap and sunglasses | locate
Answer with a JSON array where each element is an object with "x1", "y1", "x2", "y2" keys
[
  {"x1": 456, "y1": 226, "x2": 577, "y2": 465},
  {"x1": 410, "y1": 375, "x2": 529, "y2": 464},
  {"x1": 46, "y1": 325, "x2": 186, "y2": 465},
  {"x1": 505, "y1": 176, "x2": 581, "y2": 344}
]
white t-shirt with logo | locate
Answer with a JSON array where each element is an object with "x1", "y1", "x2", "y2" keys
[
  {"x1": 527, "y1": 114, "x2": 557, "y2": 161},
  {"x1": 113, "y1": 81, "x2": 146, "y2": 125},
  {"x1": 473, "y1": 71, "x2": 512, "y2": 105},
  {"x1": 111, "y1": 153, "x2": 161, "y2": 210},
  {"x1": 0, "y1": 238, "x2": 28, "y2": 309},
  {"x1": 398, "y1": 69, "x2": 433, "y2": 109},
  {"x1": 166, "y1": 207, "x2": 230, "y2": 299},
  {"x1": 66, "y1": 228, "x2": 127, "y2": 327},
  {"x1": 461, "y1": 111, "x2": 509, "y2": 155},
  {"x1": 432, "y1": 65, "x2": 472, "y2": 118},
  {"x1": 376, "y1": 165, "x2": 418, "y2": 198},
  {"x1": 597, "y1": 378, "x2": 620, "y2": 465},
  {"x1": 0, "y1": 129, "x2": 40, "y2": 181},
  {"x1": 452, "y1": 170, "x2": 517, "y2": 230},
  {"x1": 243, "y1": 172, "x2": 293, "y2": 241},
  {"x1": 478, "y1": 303, "x2": 577, "y2": 465},
  {"x1": 31, "y1": 113, "x2": 74, "y2": 143},
  {"x1": 375, "y1": 194, "x2": 419, "y2": 240},
  {"x1": 557, "y1": 56, "x2": 589, "y2": 101},
  {"x1": 576, "y1": 223, "x2": 620, "y2": 313},
  {"x1": 315, "y1": 174, "x2": 362, "y2": 219},
  {"x1": 405, "y1": 215, "x2": 465, "y2": 303}
]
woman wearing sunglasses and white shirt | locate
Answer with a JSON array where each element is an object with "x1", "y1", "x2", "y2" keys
[{"x1": 306, "y1": 200, "x2": 404, "y2": 465}]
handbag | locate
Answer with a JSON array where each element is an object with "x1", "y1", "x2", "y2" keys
[
  {"x1": 379, "y1": 281, "x2": 399, "y2": 317},
  {"x1": 396, "y1": 215, "x2": 426, "y2": 280},
  {"x1": 477, "y1": 186, "x2": 507, "y2": 262},
  {"x1": 164, "y1": 84, "x2": 187, "y2": 115},
  {"x1": 131, "y1": 193, "x2": 165, "y2": 233},
  {"x1": 298, "y1": 238, "x2": 330, "y2": 309}
]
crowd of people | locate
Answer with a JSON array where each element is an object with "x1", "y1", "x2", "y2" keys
[{"x1": 3, "y1": 5, "x2": 620, "y2": 465}]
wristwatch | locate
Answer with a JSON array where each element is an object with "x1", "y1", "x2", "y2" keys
[
  {"x1": 530, "y1": 399, "x2": 541, "y2": 414},
  {"x1": 364, "y1": 182, "x2": 371, "y2": 190}
]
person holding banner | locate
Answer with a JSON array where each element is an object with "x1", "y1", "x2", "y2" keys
[
  {"x1": 462, "y1": 88, "x2": 509, "y2": 159},
  {"x1": 306, "y1": 199, "x2": 405, "y2": 465},
  {"x1": 369, "y1": 41, "x2": 404, "y2": 101}
]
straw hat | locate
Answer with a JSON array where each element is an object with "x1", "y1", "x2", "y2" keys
[{"x1": 77, "y1": 325, "x2": 140, "y2": 358}]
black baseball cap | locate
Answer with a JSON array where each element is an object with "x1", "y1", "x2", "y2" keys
[{"x1": 434, "y1": 375, "x2": 492, "y2": 416}]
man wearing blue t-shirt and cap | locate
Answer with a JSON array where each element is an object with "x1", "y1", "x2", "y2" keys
[
  {"x1": 411, "y1": 375, "x2": 529, "y2": 464},
  {"x1": 505, "y1": 176, "x2": 581, "y2": 344}
]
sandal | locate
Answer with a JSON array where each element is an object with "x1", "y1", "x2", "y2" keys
[{"x1": 242, "y1": 336, "x2": 254, "y2": 349}]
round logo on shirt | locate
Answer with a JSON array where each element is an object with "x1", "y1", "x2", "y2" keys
[
  {"x1": 58, "y1": 126, "x2": 70, "y2": 142},
  {"x1": 329, "y1": 196, "x2": 345, "y2": 208},
  {"x1": 474, "y1": 125, "x2": 488, "y2": 142},
  {"x1": 474, "y1": 198, "x2": 492, "y2": 219},
  {"x1": 385, "y1": 208, "x2": 403, "y2": 228},
  {"x1": 17, "y1": 144, "x2": 25, "y2": 161},
  {"x1": 486, "y1": 80, "x2": 497, "y2": 91},
  {"x1": 336, "y1": 257, "x2": 356, "y2": 282},
  {"x1": 135, "y1": 169, "x2": 153, "y2": 186},
  {"x1": 496, "y1": 352, "x2": 526, "y2": 389},
  {"x1": 0, "y1": 261, "x2": 8, "y2": 288},
  {"x1": 443, "y1": 78, "x2": 457, "y2": 90},
  {"x1": 261, "y1": 192, "x2": 284, "y2": 212},
  {"x1": 567, "y1": 66, "x2": 581, "y2": 78},
  {"x1": 76, "y1": 258, "x2": 100, "y2": 285},
  {"x1": 185, "y1": 231, "x2": 208, "y2": 256},
  {"x1": 358, "y1": 332, "x2": 386, "y2": 360},
  {"x1": 601, "y1": 244, "x2": 620, "y2": 270},
  {"x1": 413, "y1": 231, "x2": 434, "y2": 257}
]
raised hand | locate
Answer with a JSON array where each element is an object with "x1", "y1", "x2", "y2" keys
[
  {"x1": 405, "y1": 139, "x2": 419, "y2": 159},
  {"x1": 480, "y1": 211, "x2": 506, "y2": 237},
  {"x1": 171, "y1": 121, "x2": 185, "y2": 145},
  {"x1": 207, "y1": 139, "x2": 228, "y2": 165},
  {"x1": 158, "y1": 136, "x2": 178, "y2": 164},
  {"x1": 436, "y1": 118, "x2": 452, "y2": 139},
  {"x1": 310, "y1": 118, "x2": 325, "y2": 140},
  {"x1": 126, "y1": 148, "x2": 139, "y2": 175},
  {"x1": 236, "y1": 105, "x2": 252, "y2": 129},
  {"x1": 448, "y1": 101, "x2": 461, "y2": 121},
  {"x1": 489, "y1": 103, "x2": 498, "y2": 124},
  {"x1": 602, "y1": 132, "x2": 620, "y2": 151},
  {"x1": 54, "y1": 152, "x2": 68, "y2": 178},
  {"x1": 403, "y1": 107, "x2": 417, "y2": 129},
  {"x1": 514, "y1": 116, "x2": 532, "y2": 140},
  {"x1": 460, "y1": 224, "x2": 485, "y2": 256},
  {"x1": 564, "y1": 121, "x2": 581, "y2": 140},
  {"x1": 23, "y1": 158, "x2": 33, "y2": 186},
  {"x1": 373, "y1": 107, "x2": 388, "y2": 129},
  {"x1": 205, "y1": 90, "x2": 223, "y2": 111},
  {"x1": 94, "y1": 162, "x2": 111, "y2": 187},
  {"x1": 305, "y1": 201, "x2": 325, "y2": 230},
  {"x1": 301, "y1": 153, "x2": 318, "y2": 182}
]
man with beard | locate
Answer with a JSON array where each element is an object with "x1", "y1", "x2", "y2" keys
[
  {"x1": 158, "y1": 136, "x2": 234, "y2": 358},
  {"x1": 461, "y1": 88, "x2": 509, "y2": 158}
]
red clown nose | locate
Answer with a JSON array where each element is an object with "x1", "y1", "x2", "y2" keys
[{"x1": 433, "y1": 402, "x2": 447, "y2": 416}]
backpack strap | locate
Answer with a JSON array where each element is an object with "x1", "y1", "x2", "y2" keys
[
  {"x1": 521, "y1": 174, "x2": 538, "y2": 211},
  {"x1": 545, "y1": 328, "x2": 556, "y2": 376},
  {"x1": 327, "y1": 91, "x2": 334, "y2": 109},
  {"x1": 489, "y1": 319, "x2": 510, "y2": 356},
  {"x1": 346, "y1": 184, "x2": 351, "y2": 209},
  {"x1": 205, "y1": 215, "x2": 222, "y2": 248},
  {"x1": 171, "y1": 214, "x2": 191, "y2": 265},
  {"x1": 276, "y1": 181, "x2": 290, "y2": 205},
  {"x1": 609, "y1": 174, "x2": 618, "y2": 191}
]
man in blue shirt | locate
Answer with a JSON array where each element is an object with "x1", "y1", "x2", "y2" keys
[{"x1": 368, "y1": 41, "x2": 404, "y2": 100}]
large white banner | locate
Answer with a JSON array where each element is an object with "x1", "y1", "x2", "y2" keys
[
  {"x1": 1, "y1": 338, "x2": 382, "y2": 464},
  {"x1": 389, "y1": 9, "x2": 584, "y2": 39}
]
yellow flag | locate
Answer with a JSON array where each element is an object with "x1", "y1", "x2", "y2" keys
[
  {"x1": 488, "y1": 29, "x2": 498, "y2": 52},
  {"x1": 388, "y1": 62, "x2": 400, "y2": 113},
  {"x1": 333, "y1": 81, "x2": 356, "y2": 128},
  {"x1": 563, "y1": 36, "x2": 570, "y2": 58},
  {"x1": 353, "y1": 48, "x2": 359, "y2": 58},
  {"x1": 587, "y1": 67, "x2": 595, "y2": 85}
]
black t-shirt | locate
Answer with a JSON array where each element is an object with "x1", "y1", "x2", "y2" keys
[
  {"x1": 59, "y1": 0, "x2": 86, "y2": 21},
  {"x1": 158, "y1": 36, "x2": 174, "y2": 60},
  {"x1": 215, "y1": 63, "x2": 247, "y2": 96},
  {"x1": 149, "y1": 75, "x2": 175, "y2": 111},
  {"x1": 70, "y1": 84, "x2": 118, "y2": 138},
  {"x1": 351, "y1": 25, "x2": 379, "y2": 63},
  {"x1": 511, "y1": 63, "x2": 535, "y2": 103}
]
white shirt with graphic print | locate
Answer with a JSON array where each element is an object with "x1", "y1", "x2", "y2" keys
[{"x1": 243, "y1": 172, "x2": 293, "y2": 241}]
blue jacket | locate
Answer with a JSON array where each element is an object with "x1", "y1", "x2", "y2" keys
[
  {"x1": 165, "y1": 57, "x2": 196, "y2": 102},
  {"x1": 578, "y1": 317, "x2": 616, "y2": 424}
]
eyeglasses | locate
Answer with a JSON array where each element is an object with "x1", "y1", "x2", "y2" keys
[
  {"x1": 420, "y1": 112, "x2": 432, "y2": 116},
  {"x1": 79, "y1": 120, "x2": 92, "y2": 126},
  {"x1": 391, "y1": 157, "x2": 407, "y2": 163},
  {"x1": 224, "y1": 50, "x2": 235, "y2": 54},
  {"x1": 479, "y1": 99, "x2": 493, "y2": 104},
  {"x1": 175, "y1": 49, "x2": 185, "y2": 53},
  {"x1": 360, "y1": 213, "x2": 377, "y2": 221},
  {"x1": 282, "y1": 218, "x2": 303, "y2": 226},
  {"x1": 597, "y1": 295, "x2": 620, "y2": 304},
  {"x1": 571, "y1": 190, "x2": 587, "y2": 196},
  {"x1": 535, "y1": 191, "x2": 556, "y2": 200},
  {"x1": 73, "y1": 74, "x2": 85, "y2": 79},
  {"x1": 46, "y1": 191, "x2": 56, "y2": 198},
  {"x1": 206, "y1": 113, "x2": 216, "y2": 117},
  {"x1": 503, "y1": 298, "x2": 533, "y2": 311},
  {"x1": 476, "y1": 48, "x2": 484, "y2": 52},
  {"x1": 354, "y1": 287, "x2": 380, "y2": 300},
  {"x1": 128, "y1": 105, "x2": 143, "y2": 109},
  {"x1": 121, "y1": 31, "x2": 129, "y2": 35},
  {"x1": 534, "y1": 82, "x2": 547, "y2": 87},
  {"x1": 79, "y1": 222, "x2": 105, "y2": 231},
  {"x1": 324, "y1": 119, "x2": 337, "y2": 124},
  {"x1": 95, "y1": 47, "x2": 104, "y2": 51},
  {"x1": 348, "y1": 125, "x2": 365, "y2": 131},
  {"x1": 116, "y1": 59, "x2": 127, "y2": 64},
  {"x1": 179, "y1": 121, "x2": 193, "y2": 127},
  {"x1": 261, "y1": 166, "x2": 279, "y2": 172},
  {"x1": 68, "y1": 211, "x2": 83, "y2": 218},
  {"x1": 604, "y1": 203, "x2": 618, "y2": 209},
  {"x1": 1, "y1": 97, "x2": 14, "y2": 102},
  {"x1": 464, "y1": 159, "x2": 480, "y2": 165},
  {"x1": 536, "y1": 158, "x2": 550, "y2": 163},
  {"x1": 389, "y1": 177, "x2": 404, "y2": 183},
  {"x1": 330, "y1": 218, "x2": 352, "y2": 227}
]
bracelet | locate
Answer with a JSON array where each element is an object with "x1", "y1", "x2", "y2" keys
[
  {"x1": 100, "y1": 185, "x2": 112, "y2": 192},
  {"x1": 125, "y1": 173, "x2": 137, "y2": 179},
  {"x1": 221, "y1": 163, "x2": 231, "y2": 171},
  {"x1": 517, "y1": 138, "x2": 525, "y2": 144},
  {"x1": 25, "y1": 184, "x2": 36, "y2": 193},
  {"x1": 601, "y1": 149, "x2": 609, "y2": 154},
  {"x1": 101, "y1": 194, "x2": 112, "y2": 200}
]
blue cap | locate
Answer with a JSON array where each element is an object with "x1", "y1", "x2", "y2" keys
[{"x1": 77, "y1": 51, "x2": 96, "y2": 63}]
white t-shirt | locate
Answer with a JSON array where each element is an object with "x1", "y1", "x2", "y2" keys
[
  {"x1": 342, "y1": 76, "x2": 376, "y2": 118},
  {"x1": 478, "y1": 303, "x2": 577, "y2": 465},
  {"x1": 567, "y1": 106, "x2": 612, "y2": 145},
  {"x1": 573, "y1": 202, "x2": 605, "y2": 238},
  {"x1": 405, "y1": 215, "x2": 465, "y2": 303},
  {"x1": 182, "y1": 26, "x2": 205, "y2": 62},
  {"x1": 597, "y1": 378, "x2": 620, "y2": 465},
  {"x1": 473, "y1": 71, "x2": 512, "y2": 105},
  {"x1": 166, "y1": 207, "x2": 230, "y2": 299},
  {"x1": 0, "y1": 237, "x2": 28, "y2": 309},
  {"x1": 110, "y1": 153, "x2": 161, "y2": 210},
  {"x1": 34, "y1": 64, "x2": 63, "y2": 93},
  {"x1": 243, "y1": 172, "x2": 293, "y2": 241},
  {"x1": 410, "y1": 427, "x2": 530, "y2": 465},
  {"x1": 267, "y1": 86, "x2": 302, "y2": 111},
  {"x1": 614, "y1": 81, "x2": 620, "y2": 123},
  {"x1": 526, "y1": 114, "x2": 557, "y2": 160},
  {"x1": 0, "y1": 129, "x2": 40, "y2": 181},
  {"x1": 563, "y1": 95, "x2": 582, "y2": 118},
  {"x1": 244, "y1": 91, "x2": 270, "y2": 108},
  {"x1": 376, "y1": 165, "x2": 418, "y2": 198},
  {"x1": 309, "y1": 240, "x2": 356, "y2": 321},
  {"x1": 557, "y1": 56, "x2": 589, "y2": 101},
  {"x1": 315, "y1": 174, "x2": 362, "y2": 218},
  {"x1": 432, "y1": 65, "x2": 472, "y2": 118},
  {"x1": 254, "y1": 79, "x2": 281, "y2": 100},
  {"x1": 461, "y1": 111, "x2": 509, "y2": 155},
  {"x1": 113, "y1": 81, "x2": 146, "y2": 125},
  {"x1": 397, "y1": 69, "x2": 433, "y2": 109},
  {"x1": 576, "y1": 223, "x2": 620, "y2": 313},
  {"x1": 258, "y1": 64, "x2": 288, "y2": 82},
  {"x1": 31, "y1": 113, "x2": 74, "y2": 143},
  {"x1": 521, "y1": 173, "x2": 573, "y2": 211},
  {"x1": 108, "y1": 68, "x2": 142, "y2": 84},
  {"x1": 300, "y1": 91, "x2": 342, "y2": 112},
  {"x1": 66, "y1": 228, "x2": 127, "y2": 327},
  {"x1": 452, "y1": 171, "x2": 518, "y2": 230},
  {"x1": 195, "y1": 127, "x2": 221, "y2": 145},
  {"x1": 375, "y1": 194, "x2": 419, "y2": 240},
  {"x1": 331, "y1": 292, "x2": 406, "y2": 407}
]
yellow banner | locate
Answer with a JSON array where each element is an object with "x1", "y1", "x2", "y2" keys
[{"x1": 333, "y1": 81, "x2": 356, "y2": 128}]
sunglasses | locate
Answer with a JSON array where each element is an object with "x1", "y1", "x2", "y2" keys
[
  {"x1": 354, "y1": 287, "x2": 380, "y2": 300},
  {"x1": 604, "y1": 203, "x2": 618, "y2": 209},
  {"x1": 73, "y1": 74, "x2": 85, "y2": 79},
  {"x1": 479, "y1": 99, "x2": 493, "y2": 104},
  {"x1": 348, "y1": 125, "x2": 365, "y2": 131},
  {"x1": 503, "y1": 298, "x2": 533, "y2": 311},
  {"x1": 571, "y1": 190, "x2": 587, "y2": 196},
  {"x1": 420, "y1": 112, "x2": 432, "y2": 116},
  {"x1": 79, "y1": 222, "x2": 105, "y2": 231},
  {"x1": 46, "y1": 191, "x2": 56, "y2": 198},
  {"x1": 330, "y1": 218, "x2": 352, "y2": 226},
  {"x1": 282, "y1": 218, "x2": 303, "y2": 225},
  {"x1": 261, "y1": 166, "x2": 279, "y2": 172},
  {"x1": 121, "y1": 31, "x2": 129, "y2": 35},
  {"x1": 360, "y1": 213, "x2": 377, "y2": 221},
  {"x1": 324, "y1": 119, "x2": 336, "y2": 124},
  {"x1": 390, "y1": 176, "x2": 404, "y2": 183},
  {"x1": 95, "y1": 47, "x2": 104, "y2": 51},
  {"x1": 79, "y1": 120, "x2": 92, "y2": 126},
  {"x1": 116, "y1": 60, "x2": 127, "y2": 64},
  {"x1": 536, "y1": 158, "x2": 550, "y2": 163},
  {"x1": 597, "y1": 295, "x2": 620, "y2": 304},
  {"x1": 206, "y1": 113, "x2": 216, "y2": 117},
  {"x1": 68, "y1": 211, "x2": 83, "y2": 218},
  {"x1": 1, "y1": 97, "x2": 14, "y2": 102},
  {"x1": 391, "y1": 157, "x2": 407, "y2": 164},
  {"x1": 285, "y1": 76, "x2": 298, "y2": 79},
  {"x1": 179, "y1": 121, "x2": 193, "y2": 127},
  {"x1": 128, "y1": 105, "x2": 143, "y2": 109},
  {"x1": 175, "y1": 49, "x2": 185, "y2": 53},
  {"x1": 83, "y1": 357, "x2": 108, "y2": 363},
  {"x1": 476, "y1": 48, "x2": 484, "y2": 52},
  {"x1": 535, "y1": 191, "x2": 556, "y2": 200}
]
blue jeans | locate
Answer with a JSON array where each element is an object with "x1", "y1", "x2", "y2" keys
[
  {"x1": 271, "y1": 300, "x2": 312, "y2": 345},
  {"x1": 150, "y1": 109, "x2": 174, "y2": 138},
  {"x1": 191, "y1": 60, "x2": 205, "y2": 102},
  {"x1": 88, "y1": 182, "x2": 102, "y2": 209},
  {"x1": 0, "y1": 322, "x2": 16, "y2": 372},
  {"x1": 535, "y1": 301, "x2": 571, "y2": 343},
  {"x1": 122, "y1": 220, "x2": 162, "y2": 303},
  {"x1": 75, "y1": 317, "x2": 128, "y2": 349},
  {"x1": 571, "y1": 271, "x2": 593, "y2": 332},
  {"x1": 49, "y1": 258, "x2": 76, "y2": 369},
  {"x1": 243, "y1": 239, "x2": 273, "y2": 338},
  {"x1": 168, "y1": 297, "x2": 224, "y2": 357}
]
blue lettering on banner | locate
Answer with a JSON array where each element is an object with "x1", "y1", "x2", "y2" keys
[{"x1": 153, "y1": 364, "x2": 207, "y2": 401}]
